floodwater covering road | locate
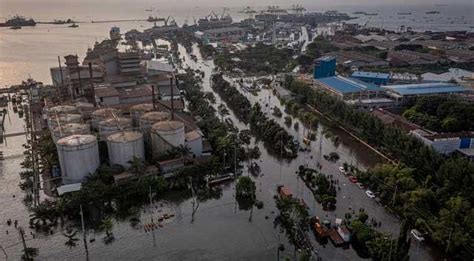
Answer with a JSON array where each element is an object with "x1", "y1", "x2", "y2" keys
[{"x1": 0, "y1": 41, "x2": 439, "y2": 261}]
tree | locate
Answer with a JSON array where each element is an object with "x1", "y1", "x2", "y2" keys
[
  {"x1": 63, "y1": 227, "x2": 79, "y2": 249},
  {"x1": 236, "y1": 176, "x2": 257, "y2": 222},
  {"x1": 127, "y1": 156, "x2": 146, "y2": 176},
  {"x1": 99, "y1": 217, "x2": 115, "y2": 244}
]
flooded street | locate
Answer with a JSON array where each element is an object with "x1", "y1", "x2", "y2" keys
[{"x1": 0, "y1": 42, "x2": 437, "y2": 261}]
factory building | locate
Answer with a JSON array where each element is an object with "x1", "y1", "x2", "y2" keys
[
  {"x1": 314, "y1": 76, "x2": 384, "y2": 100},
  {"x1": 313, "y1": 56, "x2": 336, "y2": 79},
  {"x1": 195, "y1": 27, "x2": 244, "y2": 45},
  {"x1": 410, "y1": 129, "x2": 474, "y2": 155},
  {"x1": 351, "y1": 71, "x2": 390, "y2": 85},
  {"x1": 382, "y1": 82, "x2": 470, "y2": 103}
]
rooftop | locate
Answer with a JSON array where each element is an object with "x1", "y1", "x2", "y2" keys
[
  {"x1": 383, "y1": 82, "x2": 470, "y2": 96},
  {"x1": 316, "y1": 76, "x2": 382, "y2": 94},
  {"x1": 351, "y1": 71, "x2": 390, "y2": 80},
  {"x1": 185, "y1": 130, "x2": 202, "y2": 142}
]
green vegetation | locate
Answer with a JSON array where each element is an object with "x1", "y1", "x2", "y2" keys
[
  {"x1": 249, "y1": 103, "x2": 298, "y2": 159},
  {"x1": 402, "y1": 96, "x2": 474, "y2": 132},
  {"x1": 282, "y1": 75, "x2": 474, "y2": 260},
  {"x1": 210, "y1": 73, "x2": 252, "y2": 123},
  {"x1": 274, "y1": 196, "x2": 312, "y2": 254},
  {"x1": 214, "y1": 43, "x2": 294, "y2": 75},
  {"x1": 298, "y1": 36, "x2": 339, "y2": 71},
  {"x1": 298, "y1": 167, "x2": 337, "y2": 210}
]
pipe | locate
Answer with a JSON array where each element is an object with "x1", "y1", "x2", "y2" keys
[{"x1": 88, "y1": 63, "x2": 97, "y2": 107}]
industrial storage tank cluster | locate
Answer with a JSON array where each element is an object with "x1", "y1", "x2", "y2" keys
[
  {"x1": 52, "y1": 123, "x2": 91, "y2": 142},
  {"x1": 151, "y1": 120, "x2": 185, "y2": 158},
  {"x1": 56, "y1": 134, "x2": 100, "y2": 184},
  {"x1": 130, "y1": 103, "x2": 155, "y2": 127},
  {"x1": 91, "y1": 108, "x2": 121, "y2": 130},
  {"x1": 107, "y1": 131, "x2": 145, "y2": 168},
  {"x1": 98, "y1": 117, "x2": 132, "y2": 140}
]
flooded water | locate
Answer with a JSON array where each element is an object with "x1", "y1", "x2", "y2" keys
[{"x1": 0, "y1": 35, "x2": 442, "y2": 261}]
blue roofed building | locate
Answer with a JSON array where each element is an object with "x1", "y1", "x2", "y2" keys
[
  {"x1": 351, "y1": 71, "x2": 390, "y2": 85},
  {"x1": 314, "y1": 75, "x2": 384, "y2": 100},
  {"x1": 382, "y1": 82, "x2": 470, "y2": 102}
]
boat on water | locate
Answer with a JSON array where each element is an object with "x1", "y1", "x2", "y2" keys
[
  {"x1": 398, "y1": 12, "x2": 412, "y2": 15},
  {"x1": 1, "y1": 15, "x2": 36, "y2": 27},
  {"x1": 352, "y1": 11, "x2": 365, "y2": 15},
  {"x1": 426, "y1": 11, "x2": 440, "y2": 14},
  {"x1": 365, "y1": 13, "x2": 378, "y2": 16},
  {"x1": 68, "y1": 23, "x2": 78, "y2": 28}
]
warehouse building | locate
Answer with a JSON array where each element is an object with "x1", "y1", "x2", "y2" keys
[
  {"x1": 410, "y1": 129, "x2": 474, "y2": 155},
  {"x1": 314, "y1": 76, "x2": 384, "y2": 100},
  {"x1": 351, "y1": 71, "x2": 390, "y2": 85},
  {"x1": 382, "y1": 82, "x2": 470, "y2": 102}
]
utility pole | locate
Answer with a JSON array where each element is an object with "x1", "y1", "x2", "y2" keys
[
  {"x1": 19, "y1": 228, "x2": 28, "y2": 259},
  {"x1": 80, "y1": 204, "x2": 89, "y2": 258}
]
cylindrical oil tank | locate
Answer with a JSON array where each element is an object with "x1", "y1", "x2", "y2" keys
[
  {"x1": 99, "y1": 117, "x2": 132, "y2": 140},
  {"x1": 52, "y1": 123, "x2": 91, "y2": 142},
  {"x1": 74, "y1": 102, "x2": 95, "y2": 120},
  {"x1": 91, "y1": 108, "x2": 121, "y2": 130},
  {"x1": 139, "y1": 111, "x2": 169, "y2": 145},
  {"x1": 47, "y1": 105, "x2": 77, "y2": 117},
  {"x1": 48, "y1": 113, "x2": 82, "y2": 130},
  {"x1": 130, "y1": 103, "x2": 155, "y2": 127},
  {"x1": 107, "y1": 131, "x2": 145, "y2": 168},
  {"x1": 56, "y1": 134, "x2": 100, "y2": 184},
  {"x1": 151, "y1": 120, "x2": 185, "y2": 158}
]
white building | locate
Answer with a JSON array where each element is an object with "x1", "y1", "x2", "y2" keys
[{"x1": 410, "y1": 129, "x2": 474, "y2": 155}]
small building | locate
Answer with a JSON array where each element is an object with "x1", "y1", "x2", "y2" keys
[
  {"x1": 351, "y1": 71, "x2": 390, "y2": 85},
  {"x1": 327, "y1": 51, "x2": 389, "y2": 68},
  {"x1": 371, "y1": 108, "x2": 420, "y2": 132},
  {"x1": 158, "y1": 158, "x2": 185, "y2": 177},
  {"x1": 383, "y1": 82, "x2": 470, "y2": 103},
  {"x1": 410, "y1": 129, "x2": 474, "y2": 155},
  {"x1": 95, "y1": 85, "x2": 120, "y2": 106}
]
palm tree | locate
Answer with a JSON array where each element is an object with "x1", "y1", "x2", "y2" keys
[
  {"x1": 128, "y1": 156, "x2": 146, "y2": 176},
  {"x1": 63, "y1": 227, "x2": 79, "y2": 249},
  {"x1": 100, "y1": 217, "x2": 115, "y2": 245}
]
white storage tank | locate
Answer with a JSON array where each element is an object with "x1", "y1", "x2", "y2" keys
[
  {"x1": 48, "y1": 113, "x2": 82, "y2": 130},
  {"x1": 107, "y1": 131, "x2": 145, "y2": 168},
  {"x1": 151, "y1": 120, "x2": 185, "y2": 158},
  {"x1": 91, "y1": 108, "x2": 121, "y2": 130},
  {"x1": 57, "y1": 134, "x2": 100, "y2": 184},
  {"x1": 52, "y1": 123, "x2": 91, "y2": 142},
  {"x1": 130, "y1": 103, "x2": 155, "y2": 127},
  {"x1": 99, "y1": 117, "x2": 132, "y2": 140},
  {"x1": 74, "y1": 102, "x2": 95, "y2": 120},
  {"x1": 139, "y1": 111, "x2": 169, "y2": 144}
]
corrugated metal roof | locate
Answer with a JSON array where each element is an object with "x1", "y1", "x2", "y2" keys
[
  {"x1": 352, "y1": 71, "x2": 390, "y2": 80},
  {"x1": 383, "y1": 82, "x2": 469, "y2": 96},
  {"x1": 317, "y1": 76, "x2": 382, "y2": 94}
]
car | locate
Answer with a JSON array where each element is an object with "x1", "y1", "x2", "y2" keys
[
  {"x1": 410, "y1": 229, "x2": 425, "y2": 241},
  {"x1": 348, "y1": 176, "x2": 358, "y2": 183},
  {"x1": 338, "y1": 166, "x2": 346, "y2": 174},
  {"x1": 356, "y1": 182, "x2": 367, "y2": 189},
  {"x1": 365, "y1": 190, "x2": 376, "y2": 199}
]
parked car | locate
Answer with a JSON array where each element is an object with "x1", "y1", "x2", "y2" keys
[
  {"x1": 410, "y1": 229, "x2": 425, "y2": 241},
  {"x1": 356, "y1": 182, "x2": 367, "y2": 189},
  {"x1": 348, "y1": 176, "x2": 358, "y2": 183},
  {"x1": 365, "y1": 190, "x2": 376, "y2": 199}
]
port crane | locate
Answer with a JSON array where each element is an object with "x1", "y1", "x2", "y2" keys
[{"x1": 238, "y1": 6, "x2": 257, "y2": 20}]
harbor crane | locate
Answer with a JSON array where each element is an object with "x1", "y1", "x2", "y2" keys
[{"x1": 238, "y1": 6, "x2": 257, "y2": 20}]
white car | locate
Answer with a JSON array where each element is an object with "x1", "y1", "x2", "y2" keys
[
  {"x1": 338, "y1": 166, "x2": 346, "y2": 174},
  {"x1": 365, "y1": 190, "x2": 376, "y2": 199},
  {"x1": 410, "y1": 229, "x2": 425, "y2": 241}
]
